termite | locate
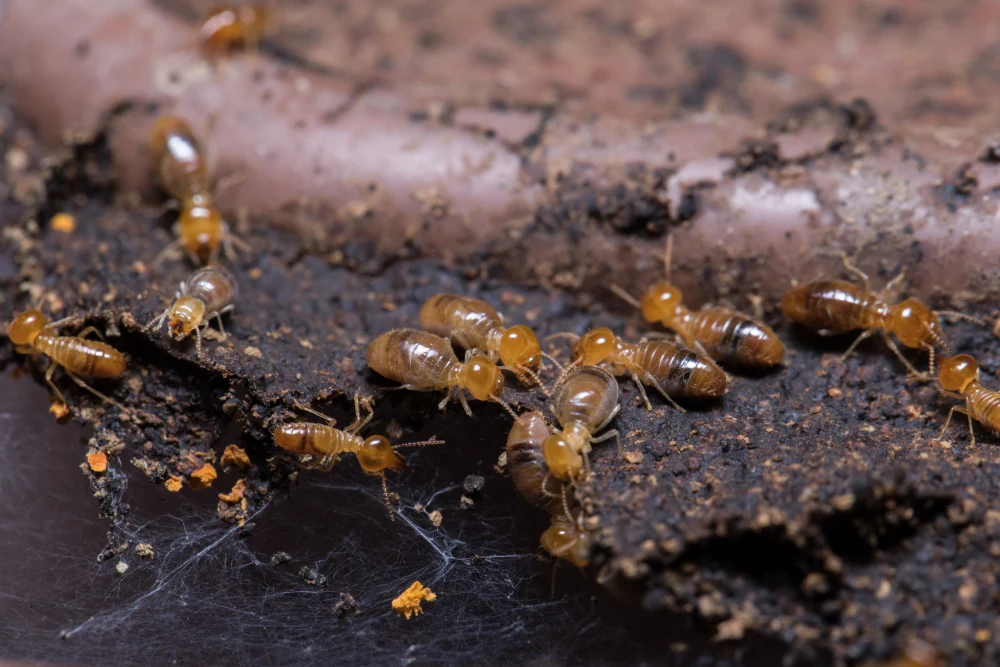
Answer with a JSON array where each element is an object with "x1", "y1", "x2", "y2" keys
[
  {"x1": 7, "y1": 310, "x2": 126, "y2": 408},
  {"x1": 273, "y1": 394, "x2": 443, "y2": 518},
  {"x1": 540, "y1": 509, "x2": 592, "y2": 568},
  {"x1": 200, "y1": 4, "x2": 268, "y2": 58},
  {"x1": 365, "y1": 328, "x2": 517, "y2": 418},
  {"x1": 542, "y1": 366, "x2": 621, "y2": 482},
  {"x1": 780, "y1": 256, "x2": 960, "y2": 377},
  {"x1": 611, "y1": 236, "x2": 784, "y2": 366},
  {"x1": 149, "y1": 115, "x2": 248, "y2": 265},
  {"x1": 936, "y1": 354, "x2": 1000, "y2": 446},
  {"x1": 419, "y1": 294, "x2": 555, "y2": 388},
  {"x1": 506, "y1": 411, "x2": 567, "y2": 515},
  {"x1": 562, "y1": 328, "x2": 727, "y2": 413},
  {"x1": 143, "y1": 266, "x2": 237, "y2": 356}
]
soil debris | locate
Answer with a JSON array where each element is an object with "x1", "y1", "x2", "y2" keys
[{"x1": 86, "y1": 451, "x2": 108, "y2": 474}]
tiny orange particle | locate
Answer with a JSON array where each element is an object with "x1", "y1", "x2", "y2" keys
[
  {"x1": 218, "y1": 479, "x2": 246, "y2": 504},
  {"x1": 392, "y1": 581, "x2": 436, "y2": 620},
  {"x1": 221, "y1": 444, "x2": 252, "y2": 470},
  {"x1": 49, "y1": 400, "x2": 71, "y2": 421},
  {"x1": 87, "y1": 451, "x2": 108, "y2": 474},
  {"x1": 189, "y1": 463, "x2": 218, "y2": 490},
  {"x1": 164, "y1": 476, "x2": 184, "y2": 492},
  {"x1": 50, "y1": 212, "x2": 77, "y2": 234}
]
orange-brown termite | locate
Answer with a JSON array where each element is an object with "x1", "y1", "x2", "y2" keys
[
  {"x1": 541, "y1": 508, "x2": 593, "y2": 568},
  {"x1": 199, "y1": 4, "x2": 268, "y2": 58},
  {"x1": 506, "y1": 411, "x2": 568, "y2": 515},
  {"x1": 273, "y1": 394, "x2": 443, "y2": 518},
  {"x1": 541, "y1": 366, "x2": 622, "y2": 482},
  {"x1": 149, "y1": 115, "x2": 249, "y2": 265},
  {"x1": 936, "y1": 354, "x2": 1000, "y2": 446},
  {"x1": 419, "y1": 294, "x2": 556, "y2": 388},
  {"x1": 365, "y1": 328, "x2": 517, "y2": 418},
  {"x1": 7, "y1": 310, "x2": 126, "y2": 408},
  {"x1": 780, "y1": 256, "x2": 968, "y2": 377},
  {"x1": 611, "y1": 236, "x2": 785, "y2": 367},
  {"x1": 562, "y1": 328, "x2": 727, "y2": 413},
  {"x1": 144, "y1": 266, "x2": 238, "y2": 356}
]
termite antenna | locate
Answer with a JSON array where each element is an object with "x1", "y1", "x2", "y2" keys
[
  {"x1": 550, "y1": 359, "x2": 580, "y2": 392},
  {"x1": 936, "y1": 310, "x2": 987, "y2": 327},
  {"x1": 380, "y1": 472, "x2": 394, "y2": 521},
  {"x1": 544, "y1": 332, "x2": 581, "y2": 344},
  {"x1": 664, "y1": 233, "x2": 674, "y2": 282},
  {"x1": 492, "y1": 396, "x2": 519, "y2": 421},
  {"x1": 143, "y1": 307, "x2": 170, "y2": 334},
  {"x1": 609, "y1": 283, "x2": 642, "y2": 310},
  {"x1": 541, "y1": 351, "x2": 564, "y2": 371},
  {"x1": 393, "y1": 437, "x2": 446, "y2": 450},
  {"x1": 502, "y1": 365, "x2": 550, "y2": 397}
]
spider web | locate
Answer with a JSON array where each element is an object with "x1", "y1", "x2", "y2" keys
[{"x1": 0, "y1": 369, "x2": 793, "y2": 666}]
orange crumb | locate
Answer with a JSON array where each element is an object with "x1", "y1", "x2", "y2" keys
[
  {"x1": 164, "y1": 476, "x2": 184, "y2": 492},
  {"x1": 221, "y1": 444, "x2": 251, "y2": 470},
  {"x1": 50, "y1": 212, "x2": 77, "y2": 234},
  {"x1": 392, "y1": 581, "x2": 436, "y2": 619},
  {"x1": 49, "y1": 401, "x2": 71, "y2": 420},
  {"x1": 218, "y1": 479, "x2": 247, "y2": 504},
  {"x1": 189, "y1": 463, "x2": 218, "y2": 490},
  {"x1": 87, "y1": 451, "x2": 108, "y2": 474}
]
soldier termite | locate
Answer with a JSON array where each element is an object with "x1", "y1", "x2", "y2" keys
[
  {"x1": 365, "y1": 328, "x2": 517, "y2": 418},
  {"x1": 7, "y1": 310, "x2": 126, "y2": 409},
  {"x1": 273, "y1": 394, "x2": 444, "y2": 518},
  {"x1": 611, "y1": 235, "x2": 785, "y2": 367},
  {"x1": 144, "y1": 266, "x2": 237, "y2": 356}
]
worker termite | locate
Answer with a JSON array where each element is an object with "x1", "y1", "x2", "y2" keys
[
  {"x1": 542, "y1": 366, "x2": 621, "y2": 482},
  {"x1": 506, "y1": 411, "x2": 567, "y2": 514},
  {"x1": 149, "y1": 115, "x2": 249, "y2": 265},
  {"x1": 199, "y1": 4, "x2": 268, "y2": 59},
  {"x1": 611, "y1": 236, "x2": 785, "y2": 367},
  {"x1": 419, "y1": 293, "x2": 556, "y2": 388},
  {"x1": 561, "y1": 328, "x2": 727, "y2": 413},
  {"x1": 273, "y1": 394, "x2": 444, "y2": 518},
  {"x1": 936, "y1": 354, "x2": 1000, "y2": 446},
  {"x1": 540, "y1": 509, "x2": 592, "y2": 568},
  {"x1": 780, "y1": 256, "x2": 957, "y2": 377},
  {"x1": 365, "y1": 328, "x2": 517, "y2": 418},
  {"x1": 7, "y1": 310, "x2": 126, "y2": 409},
  {"x1": 143, "y1": 266, "x2": 238, "y2": 356}
]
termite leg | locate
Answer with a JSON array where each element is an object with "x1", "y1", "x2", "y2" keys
[
  {"x1": 65, "y1": 370, "x2": 126, "y2": 410},
  {"x1": 840, "y1": 252, "x2": 872, "y2": 292},
  {"x1": 291, "y1": 400, "x2": 337, "y2": 427},
  {"x1": 458, "y1": 390, "x2": 473, "y2": 417},
  {"x1": 590, "y1": 428, "x2": 623, "y2": 458},
  {"x1": 629, "y1": 372, "x2": 654, "y2": 411},
  {"x1": 636, "y1": 372, "x2": 687, "y2": 414},
  {"x1": 939, "y1": 401, "x2": 974, "y2": 446},
  {"x1": 595, "y1": 402, "x2": 621, "y2": 432},
  {"x1": 44, "y1": 362, "x2": 68, "y2": 407},
  {"x1": 881, "y1": 332, "x2": 927, "y2": 380},
  {"x1": 345, "y1": 393, "x2": 374, "y2": 435},
  {"x1": 77, "y1": 326, "x2": 106, "y2": 342},
  {"x1": 841, "y1": 329, "x2": 874, "y2": 362}
]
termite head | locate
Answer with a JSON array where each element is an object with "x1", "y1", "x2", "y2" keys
[
  {"x1": 357, "y1": 435, "x2": 407, "y2": 474},
  {"x1": 499, "y1": 325, "x2": 542, "y2": 371},
  {"x1": 938, "y1": 354, "x2": 978, "y2": 394},
  {"x1": 540, "y1": 513, "x2": 591, "y2": 568},
  {"x1": 8, "y1": 310, "x2": 48, "y2": 346},
  {"x1": 891, "y1": 298, "x2": 942, "y2": 348},
  {"x1": 571, "y1": 328, "x2": 618, "y2": 366},
  {"x1": 640, "y1": 281, "x2": 684, "y2": 325},
  {"x1": 179, "y1": 201, "x2": 223, "y2": 263},
  {"x1": 541, "y1": 433, "x2": 582, "y2": 481},
  {"x1": 465, "y1": 354, "x2": 504, "y2": 401},
  {"x1": 167, "y1": 296, "x2": 206, "y2": 338}
]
